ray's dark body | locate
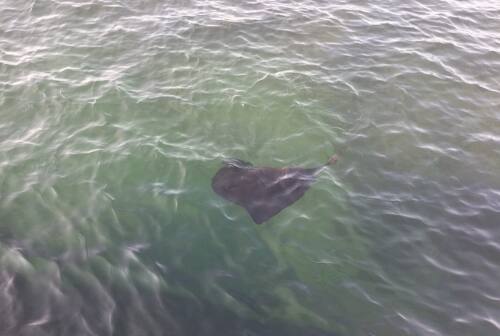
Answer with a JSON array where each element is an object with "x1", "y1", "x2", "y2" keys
[{"x1": 212, "y1": 158, "x2": 335, "y2": 224}]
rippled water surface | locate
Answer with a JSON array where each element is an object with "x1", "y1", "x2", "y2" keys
[{"x1": 1, "y1": 1, "x2": 500, "y2": 335}]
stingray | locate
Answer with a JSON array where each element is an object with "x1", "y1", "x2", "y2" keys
[{"x1": 212, "y1": 155, "x2": 338, "y2": 224}]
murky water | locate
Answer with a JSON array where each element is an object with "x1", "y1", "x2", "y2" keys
[{"x1": 1, "y1": 1, "x2": 499, "y2": 335}]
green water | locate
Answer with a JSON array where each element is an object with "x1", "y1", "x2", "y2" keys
[{"x1": 1, "y1": 1, "x2": 500, "y2": 335}]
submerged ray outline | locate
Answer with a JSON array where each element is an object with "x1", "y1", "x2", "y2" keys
[{"x1": 212, "y1": 155, "x2": 337, "y2": 224}]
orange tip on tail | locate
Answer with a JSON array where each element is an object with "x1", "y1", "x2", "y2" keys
[{"x1": 326, "y1": 155, "x2": 338, "y2": 166}]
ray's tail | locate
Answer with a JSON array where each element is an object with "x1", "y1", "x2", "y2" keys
[
  {"x1": 325, "y1": 154, "x2": 338, "y2": 166},
  {"x1": 312, "y1": 154, "x2": 338, "y2": 176}
]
